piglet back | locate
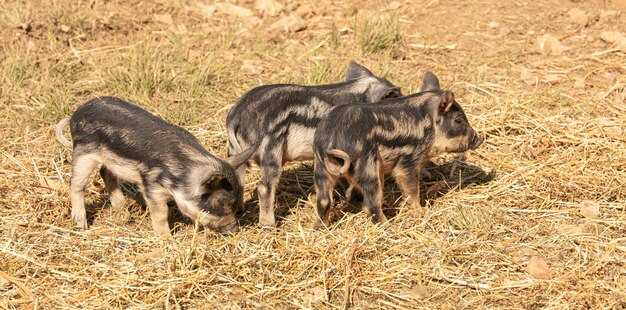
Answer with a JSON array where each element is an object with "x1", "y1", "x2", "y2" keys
[{"x1": 69, "y1": 97, "x2": 211, "y2": 168}]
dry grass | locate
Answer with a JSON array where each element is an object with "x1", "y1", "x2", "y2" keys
[{"x1": 1, "y1": 0, "x2": 625, "y2": 308}]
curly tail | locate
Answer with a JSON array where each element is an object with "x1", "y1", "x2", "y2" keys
[
  {"x1": 55, "y1": 118, "x2": 72, "y2": 148},
  {"x1": 226, "y1": 124, "x2": 243, "y2": 157}
]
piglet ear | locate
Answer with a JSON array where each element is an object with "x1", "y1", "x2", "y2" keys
[
  {"x1": 384, "y1": 87, "x2": 402, "y2": 99},
  {"x1": 439, "y1": 90, "x2": 455, "y2": 113},
  {"x1": 345, "y1": 60, "x2": 374, "y2": 81},
  {"x1": 325, "y1": 149, "x2": 351, "y2": 176},
  {"x1": 203, "y1": 173, "x2": 232, "y2": 192},
  {"x1": 420, "y1": 71, "x2": 440, "y2": 92},
  {"x1": 224, "y1": 145, "x2": 256, "y2": 169}
]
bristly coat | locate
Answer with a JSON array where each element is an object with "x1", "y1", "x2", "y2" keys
[
  {"x1": 313, "y1": 72, "x2": 484, "y2": 228},
  {"x1": 226, "y1": 61, "x2": 401, "y2": 227},
  {"x1": 56, "y1": 96, "x2": 255, "y2": 236}
]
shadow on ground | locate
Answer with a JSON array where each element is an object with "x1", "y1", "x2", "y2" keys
[{"x1": 236, "y1": 157, "x2": 495, "y2": 227}]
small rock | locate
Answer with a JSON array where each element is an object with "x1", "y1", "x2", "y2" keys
[
  {"x1": 270, "y1": 14, "x2": 306, "y2": 32},
  {"x1": 536, "y1": 34, "x2": 566, "y2": 55},
  {"x1": 499, "y1": 26, "x2": 511, "y2": 36},
  {"x1": 254, "y1": 0, "x2": 284, "y2": 16},
  {"x1": 240, "y1": 60, "x2": 264, "y2": 75},
  {"x1": 135, "y1": 249, "x2": 163, "y2": 262},
  {"x1": 542, "y1": 74, "x2": 561, "y2": 85},
  {"x1": 518, "y1": 247, "x2": 540, "y2": 257},
  {"x1": 305, "y1": 285, "x2": 326, "y2": 302},
  {"x1": 295, "y1": 4, "x2": 314, "y2": 18},
  {"x1": 16, "y1": 217, "x2": 29, "y2": 227},
  {"x1": 60, "y1": 24, "x2": 71, "y2": 32},
  {"x1": 153, "y1": 14, "x2": 174, "y2": 25},
  {"x1": 217, "y1": 2, "x2": 254, "y2": 18},
  {"x1": 567, "y1": 8, "x2": 589, "y2": 28},
  {"x1": 599, "y1": 10, "x2": 619, "y2": 23},
  {"x1": 197, "y1": 4, "x2": 217, "y2": 17},
  {"x1": 573, "y1": 79, "x2": 586, "y2": 89},
  {"x1": 17, "y1": 23, "x2": 31, "y2": 33},
  {"x1": 579, "y1": 200, "x2": 600, "y2": 218},
  {"x1": 525, "y1": 256, "x2": 553, "y2": 280},
  {"x1": 390, "y1": 48, "x2": 405, "y2": 60},
  {"x1": 339, "y1": 27, "x2": 352, "y2": 35},
  {"x1": 600, "y1": 31, "x2": 626, "y2": 52},
  {"x1": 611, "y1": 0, "x2": 626, "y2": 8},
  {"x1": 520, "y1": 68, "x2": 536, "y2": 85},
  {"x1": 580, "y1": 223, "x2": 604, "y2": 235},
  {"x1": 596, "y1": 117, "x2": 622, "y2": 138},
  {"x1": 477, "y1": 64, "x2": 490, "y2": 74},
  {"x1": 488, "y1": 21, "x2": 499, "y2": 29},
  {"x1": 387, "y1": 1, "x2": 402, "y2": 10},
  {"x1": 558, "y1": 223, "x2": 604, "y2": 235},
  {"x1": 397, "y1": 286, "x2": 436, "y2": 300}
]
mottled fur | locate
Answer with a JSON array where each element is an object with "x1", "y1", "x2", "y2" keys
[
  {"x1": 313, "y1": 72, "x2": 484, "y2": 228},
  {"x1": 56, "y1": 97, "x2": 255, "y2": 236},
  {"x1": 226, "y1": 61, "x2": 401, "y2": 227}
]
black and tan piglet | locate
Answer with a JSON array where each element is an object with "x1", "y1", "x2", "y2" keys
[
  {"x1": 55, "y1": 97, "x2": 255, "y2": 236},
  {"x1": 226, "y1": 61, "x2": 401, "y2": 227},
  {"x1": 313, "y1": 72, "x2": 484, "y2": 228}
]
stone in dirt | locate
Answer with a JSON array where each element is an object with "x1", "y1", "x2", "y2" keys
[
  {"x1": 567, "y1": 8, "x2": 589, "y2": 28},
  {"x1": 542, "y1": 74, "x2": 561, "y2": 85},
  {"x1": 254, "y1": 0, "x2": 284, "y2": 16},
  {"x1": 536, "y1": 34, "x2": 566, "y2": 55},
  {"x1": 579, "y1": 200, "x2": 600, "y2": 218},
  {"x1": 135, "y1": 249, "x2": 163, "y2": 262},
  {"x1": 600, "y1": 31, "x2": 626, "y2": 52},
  {"x1": 240, "y1": 60, "x2": 264, "y2": 75},
  {"x1": 558, "y1": 223, "x2": 604, "y2": 235},
  {"x1": 520, "y1": 68, "x2": 536, "y2": 85},
  {"x1": 525, "y1": 256, "x2": 553, "y2": 279},
  {"x1": 217, "y1": 2, "x2": 254, "y2": 17},
  {"x1": 270, "y1": 14, "x2": 306, "y2": 32}
]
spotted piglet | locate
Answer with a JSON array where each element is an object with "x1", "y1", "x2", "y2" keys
[
  {"x1": 313, "y1": 72, "x2": 484, "y2": 228},
  {"x1": 56, "y1": 97, "x2": 255, "y2": 236},
  {"x1": 226, "y1": 61, "x2": 401, "y2": 227}
]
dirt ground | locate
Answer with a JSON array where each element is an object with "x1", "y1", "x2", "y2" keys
[{"x1": 1, "y1": 0, "x2": 625, "y2": 308}]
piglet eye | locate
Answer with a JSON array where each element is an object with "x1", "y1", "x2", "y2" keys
[{"x1": 454, "y1": 118, "x2": 463, "y2": 124}]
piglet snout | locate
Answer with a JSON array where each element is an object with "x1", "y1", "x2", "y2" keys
[
  {"x1": 220, "y1": 221, "x2": 240, "y2": 234},
  {"x1": 470, "y1": 133, "x2": 484, "y2": 150}
]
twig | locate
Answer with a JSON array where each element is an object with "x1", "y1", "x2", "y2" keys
[
  {"x1": 409, "y1": 43, "x2": 457, "y2": 50},
  {"x1": 435, "y1": 269, "x2": 491, "y2": 290},
  {"x1": 343, "y1": 239, "x2": 359, "y2": 310}
]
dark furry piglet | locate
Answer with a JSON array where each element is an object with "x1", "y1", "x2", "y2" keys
[
  {"x1": 226, "y1": 61, "x2": 401, "y2": 227},
  {"x1": 313, "y1": 72, "x2": 484, "y2": 228},
  {"x1": 55, "y1": 97, "x2": 255, "y2": 236}
]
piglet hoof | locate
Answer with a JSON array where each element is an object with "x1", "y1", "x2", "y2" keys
[
  {"x1": 258, "y1": 212, "x2": 277, "y2": 228},
  {"x1": 408, "y1": 198, "x2": 422, "y2": 209},
  {"x1": 313, "y1": 218, "x2": 329, "y2": 230},
  {"x1": 405, "y1": 207, "x2": 425, "y2": 218},
  {"x1": 419, "y1": 168, "x2": 432, "y2": 180},
  {"x1": 72, "y1": 215, "x2": 88, "y2": 230},
  {"x1": 152, "y1": 227, "x2": 173, "y2": 240},
  {"x1": 258, "y1": 219, "x2": 276, "y2": 228}
]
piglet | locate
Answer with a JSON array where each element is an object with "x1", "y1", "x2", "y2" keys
[
  {"x1": 313, "y1": 72, "x2": 484, "y2": 228},
  {"x1": 56, "y1": 96, "x2": 255, "y2": 236},
  {"x1": 226, "y1": 61, "x2": 401, "y2": 227}
]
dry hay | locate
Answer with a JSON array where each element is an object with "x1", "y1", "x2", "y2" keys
[{"x1": 1, "y1": 0, "x2": 625, "y2": 308}]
